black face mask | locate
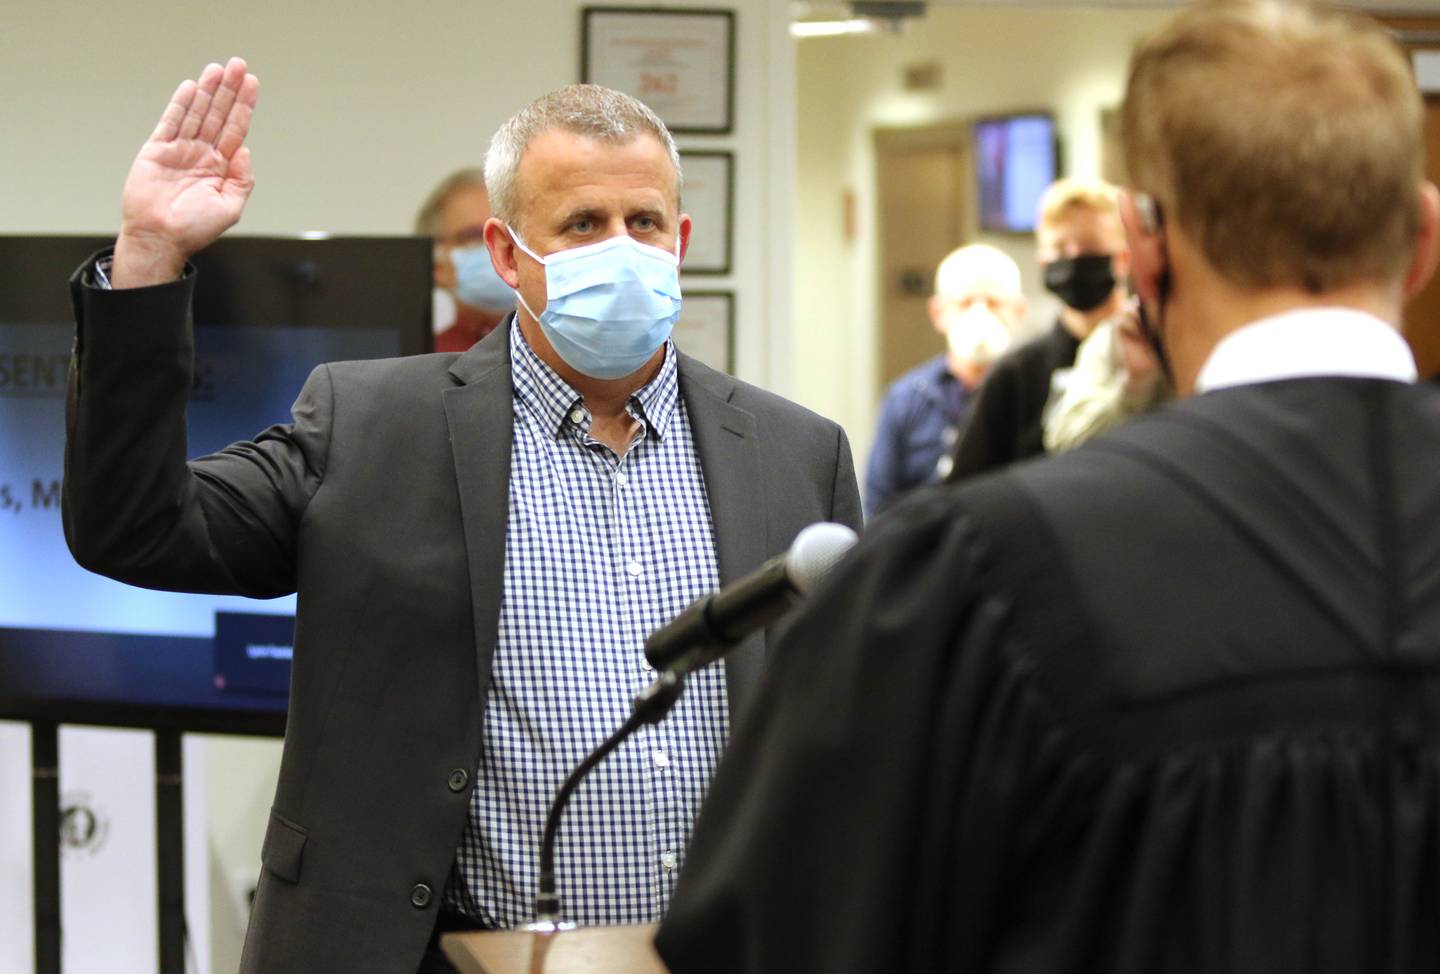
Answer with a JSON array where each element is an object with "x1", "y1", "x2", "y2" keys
[{"x1": 1043, "y1": 254, "x2": 1117, "y2": 312}]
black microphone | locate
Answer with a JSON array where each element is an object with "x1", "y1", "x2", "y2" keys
[{"x1": 644, "y1": 521, "x2": 858, "y2": 677}]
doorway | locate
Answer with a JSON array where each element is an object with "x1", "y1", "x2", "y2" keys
[{"x1": 873, "y1": 123, "x2": 974, "y2": 393}]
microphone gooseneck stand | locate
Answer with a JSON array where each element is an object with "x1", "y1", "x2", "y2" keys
[
  {"x1": 530, "y1": 521, "x2": 859, "y2": 926},
  {"x1": 533, "y1": 671, "x2": 687, "y2": 924}
]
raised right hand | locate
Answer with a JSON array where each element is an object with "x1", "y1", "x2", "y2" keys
[{"x1": 113, "y1": 58, "x2": 259, "y2": 288}]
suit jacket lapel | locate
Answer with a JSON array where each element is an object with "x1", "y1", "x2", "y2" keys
[
  {"x1": 442, "y1": 334, "x2": 769, "y2": 723},
  {"x1": 678, "y1": 352, "x2": 768, "y2": 719},
  {"x1": 443, "y1": 322, "x2": 515, "y2": 712}
]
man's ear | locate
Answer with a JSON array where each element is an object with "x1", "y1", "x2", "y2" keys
[
  {"x1": 927, "y1": 295, "x2": 945, "y2": 335},
  {"x1": 1119, "y1": 191, "x2": 1166, "y2": 306},
  {"x1": 433, "y1": 245, "x2": 452, "y2": 289},
  {"x1": 483, "y1": 217, "x2": 521, "y2": 288},
  {"x1": 1403, "y1": 181, "x2": 1440, "y2": 300},
  {"x1": 676, "y1": 213, "x2": 693, "y2": 265}
]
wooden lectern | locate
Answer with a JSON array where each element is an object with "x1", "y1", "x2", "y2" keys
[{"x1": 443, "y1": 924, "x2": 668, "y2": 974}]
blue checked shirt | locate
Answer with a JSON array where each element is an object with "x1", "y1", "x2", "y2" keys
[{"x1": 442, "y1": 320, "x2": 729, "y2": 927}]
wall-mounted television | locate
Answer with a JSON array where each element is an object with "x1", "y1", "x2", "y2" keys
[
  {"x1": 975, "y1": 112, "x2": 1060, "y2": 234},
  {"x1": 0, "y1": 235, "x2": 432, "y2": 734}
]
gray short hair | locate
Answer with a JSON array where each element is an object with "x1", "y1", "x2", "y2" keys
[{"x1": 484, "y1": 84, "x2": 682, "y2": 232}]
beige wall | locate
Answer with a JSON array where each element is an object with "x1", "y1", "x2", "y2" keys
[{"x1": 792, "y1": 6, "x2": 1174, "y2": 470}]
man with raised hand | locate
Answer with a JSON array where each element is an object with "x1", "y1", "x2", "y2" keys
[
  {"x1": 64, "y1": 59, "x2": 860, "y2": 973},
  {"x1": 657, "y1": 2, "x2": 1440, "y2": 971}
]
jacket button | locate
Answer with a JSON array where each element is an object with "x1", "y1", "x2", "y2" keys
[
  {"x1": 410, "y1": 883, "x2": 433, "y2": 909},
  {"x1": 448, "y1": 769, "x2": 469, "y2": 793}
]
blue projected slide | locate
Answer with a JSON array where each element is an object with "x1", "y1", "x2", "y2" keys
[
  {"x1": 0, "y1": 321, "x2": 395, "y2": 715},
  {"x1": 0, "y1": 236, "x2": 430, "y2": 728}
]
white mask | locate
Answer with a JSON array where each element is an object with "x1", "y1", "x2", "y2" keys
[{"x1": 944, "y1": 304, "x2": 1012, "y2": 366}]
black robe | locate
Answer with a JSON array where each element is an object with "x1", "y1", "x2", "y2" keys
[{"x1": 656, "y1": 377, "x2": 1440, "y2": 974}]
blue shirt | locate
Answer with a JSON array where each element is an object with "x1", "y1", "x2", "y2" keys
[
  {"x1": 443, "y1": 321, "x2": 729, "y2": 927},
  {"x1": 865, "y1": 353, "x2": 975, "y2": 516}
]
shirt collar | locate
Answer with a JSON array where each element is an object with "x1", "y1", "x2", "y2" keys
[
  {"x1": 1194, "y1": 307, "x2": 1417, "y2": 394},
  {"x1": 631, "y1": 341, "x2": 681, "y2": 441},
  {"x1": 509, "y1": 318, "x2": 680, "y2": 440}
]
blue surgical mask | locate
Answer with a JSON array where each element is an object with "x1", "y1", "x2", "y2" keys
[
  {"x1": 510, "y1": 229, "x2": 682, "y2": 380},
  {"x1": 450, "y1": 244, "x2": 517, "y2": 311}
]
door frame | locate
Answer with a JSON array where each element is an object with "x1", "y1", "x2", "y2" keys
[{"x1": 871, "y1": 120, "x2": 976, "y2": 394}]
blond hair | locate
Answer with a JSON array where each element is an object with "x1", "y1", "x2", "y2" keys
[
  {"x1": 484, "y1": 84, "x2": 681, "y2": 233},
  {"x1": 1037, "y1": 177, "x2": 1121, "y2": 234},
  {"x1": 1123, "y1": 0, "x2": 1423, "y2": 293}
]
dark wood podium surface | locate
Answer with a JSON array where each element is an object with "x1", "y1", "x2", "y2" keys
[{"x1": 443, "y1": 923, "x2": 667, "y2": 974}]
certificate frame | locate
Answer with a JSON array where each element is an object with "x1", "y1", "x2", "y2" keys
[
  {"x1": 581, "y1": 6, "x2": 736, "y2": 134},
  {"x1": 675, "y1": 289, "x2": 734, "y2": 373},
  {"x1": 677, "y1": 150, "x2": 733, "y2": 275}
]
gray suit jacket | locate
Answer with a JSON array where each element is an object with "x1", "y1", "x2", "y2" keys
[{"x1": 63, "y1": 261, "x2": 862, "y2": 973}]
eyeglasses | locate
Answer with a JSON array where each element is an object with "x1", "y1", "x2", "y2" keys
[{"x1": 436, "y1": 226, "x2": 488, "y2": 248}]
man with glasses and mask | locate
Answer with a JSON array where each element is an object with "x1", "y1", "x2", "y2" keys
[
  {"x1": 62, "y1": 67, "x2": 860, "y2": 974},
  {"x1": 658, "y1": 2, "x2": 1440, "y2": 971},
  {"x1": 948, "y1": 177, "x2": 1132, "y2": 479},
  {"x1": 416, "y1": 168, "x2": 514, "y2": 352}
]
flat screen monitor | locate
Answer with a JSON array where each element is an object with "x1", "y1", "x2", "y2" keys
[
  {"x1": 975, "y1": 113, "x2": 1059, "y2": 234},
  {"x1": 0, "y1": 235, "x2": 432, "y2": 734}
]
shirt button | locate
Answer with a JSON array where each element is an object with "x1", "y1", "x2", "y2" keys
[
  {"x1": 660, "y1": 851, "x2": 679, "y2": 871},
  {"x1": 448, "y1": 769, "x2": 469, "y2": 793},
  {"x1": 615, "y1": 470, "x2": 629, "y2": 486},
  {"x1": 569, "y1": 408, "x2": 586, "y2": 424},
  {"x1": 652, "y1": 750, "x2": 670, "y2": 769},
  {"x1": 410, "y1": 883, "x2": 433, "y2": 909},
  {"x1": 626, "y1": 559, "x2": 643, "y2": 577}
]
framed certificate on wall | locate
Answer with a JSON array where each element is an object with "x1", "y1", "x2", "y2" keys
[
  {"x1": 675, "y1": 290, "x2": 733, "y2": 373},
  {"x1": 678, "y1": 150, "x2": 732, "y2": 275},
  {"x1": 582, "y1": 7, "x2": 736, "y2": 134}
]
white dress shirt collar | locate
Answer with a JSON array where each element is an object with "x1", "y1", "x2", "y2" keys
[{"x1": 1194, "y1": 307, "x2": 1417, "y2": 394}]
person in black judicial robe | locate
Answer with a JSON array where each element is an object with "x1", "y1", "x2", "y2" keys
[
  {"x1": 657, "y1": 378, "x2": 1440, "y2": 973},
  {"x1": 655, "y1": 2, "x2": 1440, "y2": 971}
]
